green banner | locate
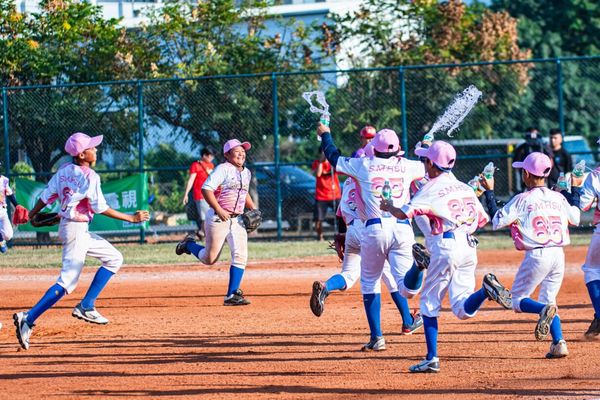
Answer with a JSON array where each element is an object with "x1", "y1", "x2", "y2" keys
[{"x1": 15, "y1": 173, "x2": 149, "y2": 232}]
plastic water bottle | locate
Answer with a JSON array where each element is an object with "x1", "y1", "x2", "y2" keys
[
  {"x1": 468, "y1": 176, "x2": 480, "y2": 192},
  {"x1": 381, "y1": 180, "x2": 392, "y2": 217},
  {"x1": 557, "y1": 172, "x2": 568, "y2": 190},
  {"x1": 573, "y1": 160, "x2": 586, "y2": 178},
  {"x1": 422, "y1": 133, "x2": 434, "y2": 146},
  {"x1": 320, "y1": 113, "x2": 330, "y2": 127},
  {"x1": 483, "y1": 162, "x2": 495, "y2": 180}
]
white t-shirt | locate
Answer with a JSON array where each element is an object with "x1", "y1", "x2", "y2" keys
[
  {"x1": 202, "y1": 162, "x2": 251, "y2": 215},
  {"x1": 402, "y1": 173, "x2": 489, "y2": 235},
  {"x1": 0, "y1": 175, "x2": 13, "y2": 208},
  {"x1": 579, "y1": 167, "x2": 600, "y2": 232},
  {"x1": 335, "y1": 156, "x2": 425, "y2": 220},
  {"x1": 492, "y1": 186, "x2": 580, "y2": 250},
  {"x1": 40, "y1": 163, "x2": 109, "y2": 222}
]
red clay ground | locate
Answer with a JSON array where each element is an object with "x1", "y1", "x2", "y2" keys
[{"x1": 1, "y1": 247, "x2": 599, "y2": 399}]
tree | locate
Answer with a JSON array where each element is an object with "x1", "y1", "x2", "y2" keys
[
  {"x1": 136, "y1": 0, "x2": 321, "y2": 162},
  {"x1": 491, "y1": 0, "x2": 600, "y2": 138},
  {"x1": 0, "y1": 0, "x2": 150, "y2": 176},
  {"x1": 315, "y1": 0, "x2": 532, "y2": 150}
]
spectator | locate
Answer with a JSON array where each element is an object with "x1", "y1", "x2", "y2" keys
[
  {"x1": 183, "y1": 147, "x2": 215, "y2": 239},
  {"x1": 513, "y1": 127, "x2": 551, "y2": 191},
  {"x1": 547, "y1": 128, "x2": 573, "y2": 188},
  {"x1": 312, "y1": 149, "x2": 341, "y2": 241}
]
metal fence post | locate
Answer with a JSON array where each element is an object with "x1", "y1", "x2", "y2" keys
[
  {"x1": 556, "y1": 59, "x2": 565, "y2": 133},
  {"x1": 272, "y1": 73, "x2": 282, "y2": 241},
  {"x1": 399, "y1": 67, "x2": 409, "y2": 154},
  {"x1": 2, "y1": 88, "x2": 9, "y2": 179},
  {"x1": 137, "y1": 81, "x2": 146, "y2": 244}
]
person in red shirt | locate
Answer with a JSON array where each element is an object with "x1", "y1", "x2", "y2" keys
[
  {"x1": 312, "y1": 149, "x2": 342, "y2": 241},
  {"x1": 183, "y1": 147, "x2": 215, "y2": 239}
]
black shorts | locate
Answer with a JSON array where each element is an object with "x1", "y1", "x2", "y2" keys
[{"x1": 313, "y1": 200, "x2": 337, "y2": 221}]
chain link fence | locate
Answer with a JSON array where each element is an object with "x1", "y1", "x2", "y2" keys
[{"x1": 2, "y1": 56, "x2": 599, "y2": 244}]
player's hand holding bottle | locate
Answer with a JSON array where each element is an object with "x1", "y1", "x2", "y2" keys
[{"x1": 131, "y1": 210, "x2": 150, "y2": 223}]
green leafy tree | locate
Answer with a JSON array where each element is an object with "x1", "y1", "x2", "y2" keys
[
  {"x1": 0, "y1": 0, "x2": 150, "y2": 177},
  {"x1": 491, "y1": 0, "x2": 600, "y2": 138},
  {"x1": 317, "y1": 0, "x2": 532, "y2": 150},
  {"x1": 136, "y1": 0, "x2": 321, "y2": 161}
]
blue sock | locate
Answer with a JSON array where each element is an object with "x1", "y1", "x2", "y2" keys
[
  {"x1": 390, "y1": 291, "x2": 414, "y2": 326},
  {"x1": 519, "y1": 298, "x2": 545, "y2": 314},
  {"x1": 403, "y1": 262, "x2": 424, "y2": 290},
  {"x1": 363, "y1": 293, "x2": 382, "y2": 338},
  {"x1": 464, "y1": 288, "x2": 487, "y2": 315},
  {"x1": 80, "y1": 267, "x2": 115, "y2": 310},
  {"x1": 586, "y1": 280, "x2": 600, "y2": 318},
  {"x1": 27, "y1": 283, "x2": 66, "y2": 325},
  {"x1": 325, "y1": 274, "x2": 346, "y2": 292},
  {"x1": 227, "y1": 266, "x2": 245, "y2": 296},
  {"x1": 423, "y1": 315, "x2": 438, "y2": 360},
  {"x1": 186, "y1": 242, "x2": 204, "y2": 258},
  {"x1": 550, "y1": 314, "x2": 563, "y2": 344}
]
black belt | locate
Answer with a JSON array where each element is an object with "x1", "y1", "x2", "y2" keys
[{"x1": 365, "y1": 218, "x2": 410, "y2": 227}]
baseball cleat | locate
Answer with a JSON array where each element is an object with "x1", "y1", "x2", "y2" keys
[
  {"x1": 175, "y1": 233, "x2": 196, "y2": 255},
  {"x1": 546, "y1": 339, "x2": 568, "y2": 359},
  {"x1": 72, "y1": 303, "x2": 109, "y2": 325},
  {"x1": 409, "y1": 357, "x2": 440, "y2": 373},
  {"x1": 482, "y1": 273, "x2": 512, "y2": 309},
  {"x1": 361, "y1": 336, "x2": 386, "y2": 351},
  {"x1": 0, "y1": 240, "x2": 7, "y2": 254},
  {"x1": 402, "y1": 311, "x2": 423, "y2": 335},
  {"x1": 584, "y1": 317, "x2": 600, "y2": 339},
  {"x1": 224, "y1": 289, "x2": 251, "y2": 306},
  {"x1": 310, "y1": 281, "x2": 329, "y2": 317},
  {"x1": 535, "y1": 304, "x2": 557, "y2": 341},
  {"x1": 13, "y1": 312, "x2": 34, "y2": 350},
  {"x1": 412, "y1": 243, "x2": 430, "y2": 271}
]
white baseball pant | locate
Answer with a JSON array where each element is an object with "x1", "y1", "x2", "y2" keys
[
  {"x1": 57, "y1": 220, "x2": 123, "y2": 294},
  {"x1": 0, "y1": 207, "x2": 14, "y2": 241},
  {"x1": 419, "y1": 232, "x2": 478, "y2": 320},
  {"x1": 197, "y1": 208, "x2": 248, "y2": 268},
  {"x1": 582, "y1": 231, "x2": 600, "y2": 284},
  {"x1": 359, "y1": 218, "x2": 414, "y2": 294},
  {"x1": 511, "y1": 246, "x2": 565, "y2": 313},
  {"x1": 340, "y1": 220, "x2": 401, "y2": 291}
]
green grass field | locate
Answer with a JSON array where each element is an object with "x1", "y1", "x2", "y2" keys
[{"x1": 0, "y1": 233, "x2": 593, "y2": 269}]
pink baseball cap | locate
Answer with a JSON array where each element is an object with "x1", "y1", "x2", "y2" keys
[
  {"x1": 223, "y1": 139, "x2": 251, "y2": 154},
  {"x1": 512, "y1": 152, "x2": 552, "y2": 177},
  {"x1": 372, "y1": 129, "x2": 404, "y2": 155},
  {"x1": 415, "y1": 140, "x2": 456, "y2": 170},
  {"x1": 65, "y1": 132, "x2": 103, "y2": 157}
]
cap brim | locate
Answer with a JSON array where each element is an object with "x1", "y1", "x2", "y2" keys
[
  {"x1": 241, "y1": 142, "x2": 251, "y2": 151},
  {"x1": 89, "y1": 135, "x2": 103, "y2": 149},
  {"x1": 512, "y1": 161, "x2": 525, "y2": 169},
  {"x1": 414, "y1": 147, "x2": 429, "y2": 158}
]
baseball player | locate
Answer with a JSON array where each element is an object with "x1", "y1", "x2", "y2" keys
[
  {"x1": 479, "y1": 152, "x2": 580, "y2": 358},
  {"x1": 0, "y1": 162, "x2": 20, "y2": 254},
  {"x1": 570, "y1": 137, "x2": 600, "y2": 338},
  {"x1": 380, "y1": 140, "x2": 512, "y2": 373},
  {"x1": 311, "y1": 138, "x2": 423, "y2": 337},
  {"x1": 318, "y1": 123, "x2": 424, "y2": 351},
  {"x1": 13, "y1": 132, "x2": 150, "y2": 350},
  {"x1": 176, "y1": 139, "x2": 257, "y2": 306}
]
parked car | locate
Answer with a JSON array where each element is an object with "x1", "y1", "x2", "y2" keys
[{"x1": 252, "y1": 163, "x2": 316, "y2": 229}]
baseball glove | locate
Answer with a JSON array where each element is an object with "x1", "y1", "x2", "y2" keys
[
  {"x1": 30, "y1": 212, "x2": 60, "y2": 228},
  {"x1": 241, "y1": 209, "x2": 262, "y2": 233},
  {"x1": 12, "y1": 205, "x2": 30, "y2": 225},
  {"x1": 328, "y1": 233, "x2": 345, "y2": 262}
]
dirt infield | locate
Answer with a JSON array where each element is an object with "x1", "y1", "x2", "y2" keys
[{"x1": 1, "y1": 247, "x2": 599, "y2": 399}]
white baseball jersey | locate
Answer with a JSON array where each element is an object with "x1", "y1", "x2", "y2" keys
[
  {"x1": 401, "y1": 173, "x2": 489, "y2": 235},
  {"x1": 202, "y1": 162, "x2": 251, "y2": 215},
  {"x1": 578, "y1": 168, "x2": 600, "y2": 284},
  {"x1": 335, "y1": 156, "x2": 425, "y2": 220},
  {"x1": 40, "y1": 163, "x2": 109, "y2": 222},
  {"x1": 492, "y1": 187, "x2": 580, "y2": 250},
  {"x1": 579, "y1": 168, "x2": 600, "y2": 232},
  {"x1": 337, "y1": 177, "x2": 365, "y2": 224},
  {"x1": 0, "y1": 175, "x2": 13, "y2": 208}
]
